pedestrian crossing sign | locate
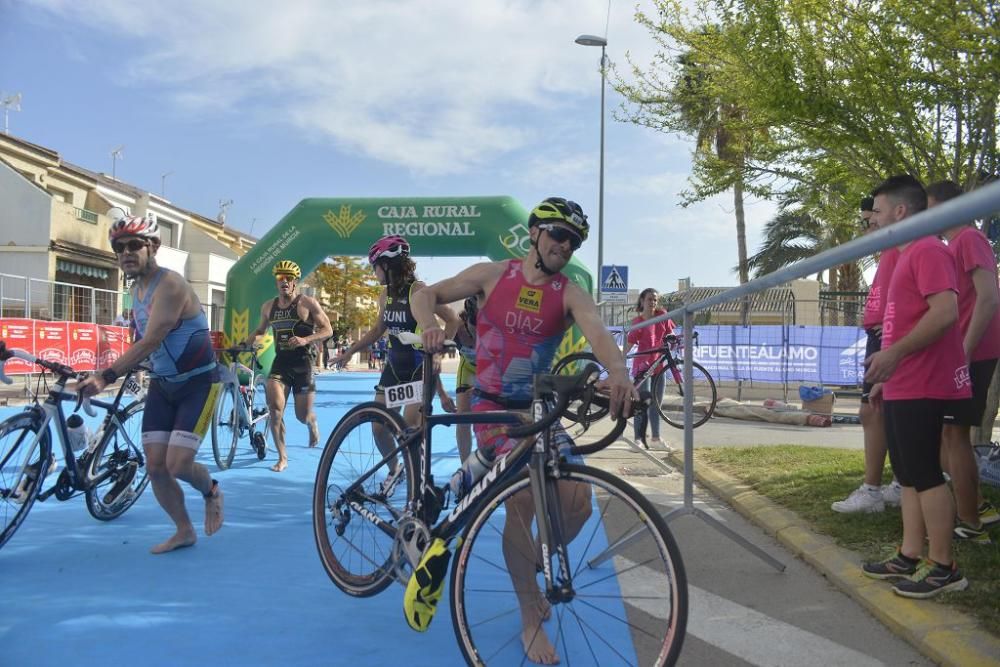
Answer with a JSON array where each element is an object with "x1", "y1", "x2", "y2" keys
[{"x1": 599, "y1": 265, "x2": 628, "y2": 303}]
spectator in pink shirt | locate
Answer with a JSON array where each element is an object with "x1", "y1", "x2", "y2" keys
[
  {"x1": 626, "y1": 288, "x2": 675, "y2": 444},
  {"x1": 862, "y1": 175, "x2": 971, "y2": 598},
  {"x1": 930, "y1": 180, "x2": 1000, "y2": 541}
]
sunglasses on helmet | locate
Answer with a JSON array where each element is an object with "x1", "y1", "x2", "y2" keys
[
  {"x1": 112, "y1": 239, "x2": 149, "y2": 254},
  {"x1": 538, "y1": 223, "x2": 582, "y2": 250}
]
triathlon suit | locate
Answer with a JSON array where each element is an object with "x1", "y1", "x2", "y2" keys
[
  {"x1": 377, "y1": 281, "x2": 423, "y2": 394},
  {"x1": 455, "y1": 319, "x2": 477, "y2": 394},
  {"x1": 268, "y1": 295, "x2": 316, "y2": 394},
  {"x1": 131, "y1": 268, "x2": 221, "y2": 450},
  {"x1": 472, "y1": 259, "x2": 575, "y2": 458}
]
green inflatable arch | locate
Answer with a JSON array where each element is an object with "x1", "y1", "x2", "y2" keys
[{"x1": 223, "y1": 196, "x2": 594, "y2": 372}]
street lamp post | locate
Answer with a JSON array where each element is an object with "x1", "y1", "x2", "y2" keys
[{"x1": 575, "y1": 34, "x2": 608, "y2": 300}]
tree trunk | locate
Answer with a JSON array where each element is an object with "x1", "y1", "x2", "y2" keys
[
  {"x1": 972, "y1": 363, "x2": 1000, "y2": 444},
  {"x1": 734, "y1": 177, "x2": 750, "y2": 325}
]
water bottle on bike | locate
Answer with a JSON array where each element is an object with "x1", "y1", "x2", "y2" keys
[
  {"x1": 448, "y1": 448, "x2": 494, "y2": 500},
  {"x1": 66, "y1": 413, "x2": 90, "y2": 452}
]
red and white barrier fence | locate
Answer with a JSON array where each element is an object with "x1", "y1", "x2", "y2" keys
[{"x1": 0, "y1": 318, "x2": 132, "y2": 375}]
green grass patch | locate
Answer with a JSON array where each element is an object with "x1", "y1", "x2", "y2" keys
[{"x1": 696, "y1": 445, "x2": 1000, "y2": 636}]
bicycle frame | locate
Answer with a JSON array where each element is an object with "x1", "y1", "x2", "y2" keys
[
  {"x1": 11, "y1": 370, "x2": 143, "y2": 499},
  {"x1": 219, "y1": 348, "x2": 267, "y2": 433}
]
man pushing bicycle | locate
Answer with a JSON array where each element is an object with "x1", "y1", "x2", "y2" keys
[{"x1": 412, "y1": 197, "x2": 637, "y2": 665}]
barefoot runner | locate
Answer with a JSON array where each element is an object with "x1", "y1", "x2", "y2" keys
[{"x1": 78, "y1": 212, "x2": 224, "y2": 554}]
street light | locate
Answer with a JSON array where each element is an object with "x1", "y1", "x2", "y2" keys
[{"x1": 575, "y1": 34, "x2": 608, "y2": 299}]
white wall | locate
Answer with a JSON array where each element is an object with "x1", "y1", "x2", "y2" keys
[{"x1": 0, "y1": 160, "x2": 51, "y2": 246}]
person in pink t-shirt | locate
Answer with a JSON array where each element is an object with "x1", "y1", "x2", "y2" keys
[
  {"x1": 626, "y1": 288, "x2": 675, "y2": 444},
  {"x1": 832, "y1": 195, "x2": 904, "y2": 514},
  {"x1": 930, "y1": 180, "x2": 1000, "y2": 539},
  {"x1": 862, "y1": 175, "x2": 971, "y2": 599}
]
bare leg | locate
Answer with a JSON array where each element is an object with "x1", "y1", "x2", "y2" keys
[
  {"x1": 267, "y1": 379, "x2": 289, "y2": 471},
  {"x1": 921, "y1": 484, "x2": 956, "y2": 565},
  {"x1": 293, "y1": 390, "x2": 320, "y2": 447},
  {"x1": 500, "y1": 480, "x2": 593, "y2": 664},
  {"x1": 941, "y1": 424, "x2": 981, "y2": 524},
  {"x1": 167, "y1": 446, "x2": 223, "y2": 537},
  {"x1": 899, "y1": 486, "x2": 925, "y2": 559},
  {"x1": 144, "y1": 442, "x2": 198, "y2": 554},
  {"x1": 859, "y1": 402, "x2": 889, "y2": 486},
  {"x1": 456, "y1": 391, "x2": 472, "y2": 462}
]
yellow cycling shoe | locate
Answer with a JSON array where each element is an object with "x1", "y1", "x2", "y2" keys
[{"x1": 403, "y1": 537, "x2": 452, "y2": 632}]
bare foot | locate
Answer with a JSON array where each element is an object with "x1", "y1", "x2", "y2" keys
[
  {"x1": 270, "y1": 460, "x2": 288, "y2": 472},
  {"x1": 205, "y1": 483, "x2": 224, "y2": 536},
  {"x1": 150, "y1": 530, "x2": 197, "y2": 554},
  {"x1": 522, "y1": 613, "x2": 560, "y2": 665},
  {"x1": 533, "y1": 593, "x2": 552, "y2": 622}
]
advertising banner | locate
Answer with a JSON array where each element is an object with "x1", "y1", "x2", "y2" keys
[
  {"x1": 34, "y1": 321, "x2": 69, "y2": 365},
  {"x1": 0, "y1": 318, "x2": 36, "y2": 374},
  {"x1": 0, "y1": 319, "x2": 132, "y2": 375},
  {"x1": 691, "y1": 325, "x2": 866, "y2": 385}
]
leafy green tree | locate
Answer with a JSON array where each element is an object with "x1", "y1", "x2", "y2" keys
[{"x1": 310, "y1": 256, "x2": 381, "y2": 342}]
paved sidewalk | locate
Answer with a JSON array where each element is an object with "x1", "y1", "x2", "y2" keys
[{"x1": 572, "y1": 415, "x2": 1000, "y2": 666}]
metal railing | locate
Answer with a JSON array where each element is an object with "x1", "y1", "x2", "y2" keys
[
  {"x1": 74, "y1": 207, "x2": 99, "y2": 224},
  {"x1": 0, "y1": 272, "x2": 125, "y2": 325}
]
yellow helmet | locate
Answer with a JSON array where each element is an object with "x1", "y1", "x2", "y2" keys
[{"x1": 272, "y1": 260, "x2": 301, "y2": 279}]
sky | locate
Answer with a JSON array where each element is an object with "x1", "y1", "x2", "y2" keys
[{"x1": 0, "y1": 0, "x2": 779, "y2": 293}]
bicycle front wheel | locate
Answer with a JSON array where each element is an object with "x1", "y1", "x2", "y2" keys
[
  {"x1": 451, "y1": 464, "x2": 687, "y2": 666},
  {"x1": 653, "y1": 361, "x2": 717, "y2": 429},
  {"x1": 313, "y1": 402, "x2": 415, "y2": 597},
  {"x1": 211, "y1": 383, "x2": 240, "y2": 470},
  {"x1": 0, "y1": 413, "x2": 51, "y2": 550},
  {"x1": 86, "y1": 399, "x2": 149, "y2": 521}
]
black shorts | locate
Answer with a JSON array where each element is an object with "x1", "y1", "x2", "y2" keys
[
  {"x1": 143, "y1": 367, "x2": 223, "y2": 450},
  {"x1": 942, "y1": 358, "x2": 998, "y2": 426},
  {"x1": 860, "y1": 329, "x2": 882, "y2": 403},
  {"x1": 884, "y1": 398, "x2": 964, "y2": 492},
  {"x1": 375, "y1": 362, "x2": 422, "y2": 394},
  {"x1": 269, "y1": 355, "x2": 315, "y2": 394}
]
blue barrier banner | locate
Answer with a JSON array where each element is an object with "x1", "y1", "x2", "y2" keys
[{"x1": 690, "y1": 325, "x2": 866, "y2": 385}]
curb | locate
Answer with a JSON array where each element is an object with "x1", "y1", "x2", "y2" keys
[{"x1": 671, "y1": 452, "x2": 1000, "y2": 667}]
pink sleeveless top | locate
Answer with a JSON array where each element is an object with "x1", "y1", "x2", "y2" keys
[{"x1": 474, "y1": 259, "x2": 568, "y2": 405}]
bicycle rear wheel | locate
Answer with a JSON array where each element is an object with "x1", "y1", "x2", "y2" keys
[
  {"x1": 551, "y1": 352, "x2": 610, "y2": 423},
  {"x1": 86, "y1": 399, "x2": 149, "y2": 521},
  {"x1": 451, "y1": 464, "x2": 687, "y2": 666},
  {"x1": 313, "y1": 402, "x2": 415, "y2": 597},
  {"x1": 0, "y1": 413, "x2": 51, "y2": 550},
  {"x1": 211, "y1": 382, "x2": 240, "y2": 470},
  {"x1": 652, "y1": 361, "x2": 717, "y2": 429}
]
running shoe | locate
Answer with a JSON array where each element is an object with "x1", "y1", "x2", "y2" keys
[
  {"x1": 880, "y1": 481, "x2": 902, "y2": 507},
  {"x1": 978, "y1": 501, "x2": 1000, "y2": 527},
  {"x1": 832, "y1": 486, "x2": 884, "y2": 514},
  {"x1": 953, "y1": 520, "x2": 991, "y2": 544},
  {"x1": 892, "y1": 560, "x2": 968, "y2": 599},
  {"x1": 862, "y1": 549, "x2": 920, "y2": 579},
  {"x1": 403, "y1": 537, "x2": 451, "y2": 632}
]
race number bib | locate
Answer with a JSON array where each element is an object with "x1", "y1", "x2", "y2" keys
[
  {"x1": 124, "y1": 376, "x2": 145, "y2": 400},
  {"x1": 385, "y1": 380, "x2": 422, "y2": 408}
]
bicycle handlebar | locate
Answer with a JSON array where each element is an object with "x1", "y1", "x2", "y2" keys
[{"x1": 396, "y1": 331, "x2": 456, "y2": 349}]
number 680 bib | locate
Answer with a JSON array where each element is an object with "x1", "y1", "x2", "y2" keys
[{"x1": 385, "y1": 380, "x2": 422, "y2": 408}]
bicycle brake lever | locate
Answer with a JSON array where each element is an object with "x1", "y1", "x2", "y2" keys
[{"x1": 73, "y1": 384, "x2": 98, "y2": 417}]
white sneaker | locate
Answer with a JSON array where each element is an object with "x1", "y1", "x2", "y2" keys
[
  {"x1": 880, "y1": 481, "x2": 902, "y2": 507},
  {"x1": 831, "y1": 486, "x2": 885, "y2": 513}
]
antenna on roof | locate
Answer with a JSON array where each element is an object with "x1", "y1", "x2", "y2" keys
[
  {"x1": 218, "y1": 199, "x2": 233, "y2": 226},
  {"x1": 110, "y1": 145, "x2": 125, "y2": 180},
  {"x1": 1, "y1": 92, "x2": 22, "y2": 135}
]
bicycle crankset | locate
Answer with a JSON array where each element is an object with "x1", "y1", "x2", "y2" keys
[{"x1": 392, "y1": 516, "x2": 431, "y2": 583}]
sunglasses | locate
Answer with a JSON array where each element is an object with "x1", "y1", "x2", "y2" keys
[
  {"x1": 112, "y1": 239, "x2": 148, "y2": 254},
  {"x1": 538, "y1": 224, "x2": 582, "y2": 250},
  {"x1": 275, "y1": 274, "x2": 297, "y2": 282}
]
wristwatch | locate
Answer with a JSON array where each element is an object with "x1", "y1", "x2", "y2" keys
[{"x1": 101, "y1": 368, "x2": 119, "y2": 385}]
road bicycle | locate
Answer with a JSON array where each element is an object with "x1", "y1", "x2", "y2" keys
[
  {"x1": 553, "y1": 331, "x2": 718, "y2": 430},
  {"x1": 0, "y1": 340, "x2": 149, "y2": 551},
  {"x1": 313, "y1": 332, "x2": 687, "y2": 665},
  {"x1": 212, "y1": 345, "x2": 270, "y2": 469}
]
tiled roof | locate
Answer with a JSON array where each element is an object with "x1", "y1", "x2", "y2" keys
[{"x1": 664, "y1": 286, "x2": 794, "y2": 313}]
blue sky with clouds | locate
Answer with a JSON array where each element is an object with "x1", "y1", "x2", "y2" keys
[{"x1": 1, "y1": 0, "x2": 778, "y2": 292}]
